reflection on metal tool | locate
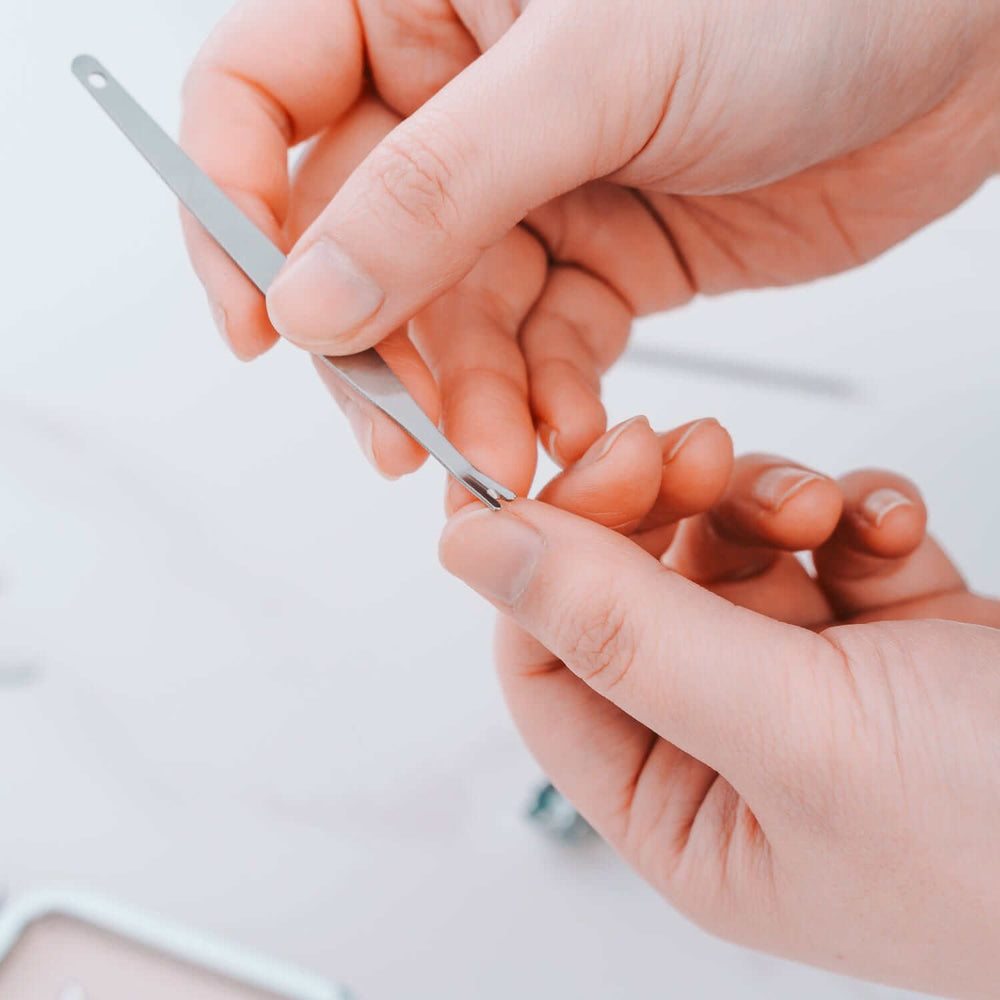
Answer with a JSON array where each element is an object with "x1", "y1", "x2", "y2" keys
[{"x1": 71, "y1": 55, "x2": 516, "y2": 512}]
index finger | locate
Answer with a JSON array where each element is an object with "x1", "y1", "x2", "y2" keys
[{"x1": 179, "y1": 0, "x2": 365, "y2": 358}]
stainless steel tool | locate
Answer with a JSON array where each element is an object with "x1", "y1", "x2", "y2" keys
[{"x1": 71, "y1": 54, "x2": 515, "y2": 511}]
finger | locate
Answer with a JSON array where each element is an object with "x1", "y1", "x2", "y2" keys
[
  {"x1": 520, "y1": 267, "x2": 624, "y2": 465},
  {"x1": 293, "y1": 98, "x2": 441, "y2": 477},
  {"x1": 867, "y1": 591, "x2": 1000, "y2": 628},
  {"x1": 814, "y1": 470, "x2": 966, "y2": 619},
  {"x1": 669, "y1": 455, "x2": 842, "y2": 585},
  {"x1": 537, "y1": 417, "x2": 731, "y2": 553},
  {"x1": 665, "y1": 454, "x2": 841, "y2": 627},
  {"x1": 521, "y1": 187, "x2": 696, "y2": 457},
  {"x1": 356, "y1": 0, "x2": 480, "y2": 116},
  {"x1": 265, "y1": 4, "x2": 673, "y2": 355},
  {"x1": 180, "y1": 0, "x2": 366, "y2": 359},
  {"x1": 630, "y1": 419, "x2": 734, "y2": 557},
  {"x1": 312, "y1": 329, "x2": 440, "y2": 478},
  {"x1": 536, "y1": 417, "x2": 662, "y2": 531},
  {"x1": 181, "y1": 210, "x2": 282, "y2": 362},
  {"x1": 409, "y1": 227, "x2": 548, "y2": 513},
  {"x1": 526, "y1": 182, "x2": 696, "y2": 318},
  {"x1": 821, "y1": 470, "x2": 928, "y2": 561},
  {"x1": 440, "y1": 499, "x2": 837, "y2": 788},
  {"x1": 494, "y1": 613, "x2": 717, "y2": 859},
  {"x1": 709, "y1": 455, "x2": 844, "y2": 551},
  {"x1": 708, "y1": 555, "x2": 833, "y2": 629}
]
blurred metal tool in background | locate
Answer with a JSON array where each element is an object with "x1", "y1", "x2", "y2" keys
[
  {"x1": 71, "y1": 55, "x2": 515, "y2": 513},
  {"x1": 624, "y1": 344, "x2": 860, "y2": 399}
]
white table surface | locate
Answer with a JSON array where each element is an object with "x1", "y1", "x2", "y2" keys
[{"x1": 2, "y1": 2, "x2": 997, "y2": 997}]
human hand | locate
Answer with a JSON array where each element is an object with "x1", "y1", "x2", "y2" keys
[
  {"x1": 181, "y1": 0, "x2": 1000, "y2": 495},
  {"x1": 439, "y1": 418, "x2": 1000, "y2": 996}
]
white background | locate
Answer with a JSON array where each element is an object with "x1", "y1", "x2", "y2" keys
[{"x1": 1, "y1": 1, "x2": 997, "y2": 997}]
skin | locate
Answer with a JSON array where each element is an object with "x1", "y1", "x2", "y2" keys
[
  {"x1": 178, "y1": 5, "x2": 1000, "y2": 991},
  {"x1": 439, "y1": 418, "x2": 1000, "y2": 998},
  {"x1": 180, "y1": 0, "x2": 1000, "y2": 508}
]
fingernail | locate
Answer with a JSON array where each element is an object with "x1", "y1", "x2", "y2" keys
[
  {"x1": 663, "y1": 418, "x2": 715, "y2": 463},
  {"x1": 208, "y1": 298, "x2": 258, "y2": 362},
  {"x1": 577, "y1": 417, "x2": 647, "y2": 469},
  {"x1": 540, "y1": 424, "x2": 561, "y2": 464},
  {"x1": 343, "y1": 398, "x2": 397, "y2": 480},
  {"x1": 752, "y1": 466, "x2": 824, "y2": 511},
  {"x1": 861, "y1": 487, "x2": 913, "y2": 527},
  {"x1": 209, "y1": 299, "x2": 237, "y2": 358},
  {"x1": 439, "y1": 507, "x2": 545, "y2": 606},
  {"x1": 267, "y1": 238, "x2": 384, "y2": 348}
]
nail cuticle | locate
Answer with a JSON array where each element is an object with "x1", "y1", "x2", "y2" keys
[
  {"x1": 578, "y1": 416, "x2": 647, "y2": 470},
  {"x1": 861, "y1": 488, "x2": 914, "y2": 527},
  {"x1": 542, "y1": 425, "x2": 561, "y2": 464},
  {"x1": 753, "y1": 467, "x2": 824, "y2": 512},
  {"x1": 664, "y1": 418, "x2": 713, "y2": 463}
]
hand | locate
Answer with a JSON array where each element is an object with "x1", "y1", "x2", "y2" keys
[
  {"x1": 439, "y1": 417, "x2": 1000, "y2": 997},
  {"x1": 180, "y1": 1, "x2": 1000, "y2": 496}
]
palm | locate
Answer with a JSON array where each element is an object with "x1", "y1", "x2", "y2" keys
[{"x1": 621, "y1": 536, "x2": 994, "y2": 913}]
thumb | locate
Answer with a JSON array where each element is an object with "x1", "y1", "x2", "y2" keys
[
  {"x1": 265, "y1": 3, "x2": 658, "y2": 355},
  {"x1": 440, "y1": 499, "x2": 837, "y2": 785}
]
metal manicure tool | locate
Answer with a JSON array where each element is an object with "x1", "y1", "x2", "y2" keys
[{"x1": 71, "y1": 54, "x2": 516, "y2": 511}]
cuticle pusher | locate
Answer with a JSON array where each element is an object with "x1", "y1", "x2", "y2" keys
[{"x1": 71, "y1": 54, "x2": 515, "y2": 512}]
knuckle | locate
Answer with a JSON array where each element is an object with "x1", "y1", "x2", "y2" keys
[
  {"x1": 375, "y1": 0, "x2": 460, "y2": 46},
  {"x1": 364, "y1": 119, "x2": 465, "y2": 235},
  {"x1": 563, "y1": 593, "x2": 641, "y2": 693}
]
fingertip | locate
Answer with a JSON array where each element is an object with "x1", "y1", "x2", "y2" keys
[
  {"x1": 312, "y1": 352, "x2": 430, "y2": 480},
  {"x1": 265, "y1": 237, "x2": 387, "y2": 354},
  {"x1": 521, "y1": 266, "x2": 627, "y2": 468},
  {"x1": 435, "y1": 370, "x2": 537, "y2": 517},
  {"x1": 537, "y1": 416, "x2": 662, "y2": 530},
  {"x1": 213, "y1": 294, "x2": 279, "y2": 361},
  {"x1": 658, "y1": 418, "x2": 734, "y2": 514},
  {"x1": 813, "y1": 469, "x2": 960, "y2": 618},
  {"x1": 538, "y1": 423, "x2": 560, "y2": 465},
  {"x1": 713, "y1": 457, "x2": 842, "y2": 551},
  {"x1": 369, "y1": 329, "x2": 440, "y2": 477},
  {"x1": 438, "y1": 502, "x2": 545, "y2": 609},
  {"x1": 534, "y1": 375, "x2": 607, "y2": 466},
  {"x1": 630, "y1": 419, "x2": 734, "y2": 550},
  {"x1": 757, "y1": 474, "x2": 843, "y2": 552},
  {"x1": 855, "y1": 490, "x2": 926, "y2": 559},
  {"x1": 182, "y1": 210, "x2": 279, "y2": 361},
  {"x1": 838, "y1": 471, "x2": 927, "y2": 559},
  {"x1": 445, "y1": 480, "x2": 479, "y2": 517},
  {"x1": 368, "y1": 420, "x2": 429, "y2": 479}
]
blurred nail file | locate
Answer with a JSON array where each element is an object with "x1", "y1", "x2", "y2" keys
[{"x1": 71, "y1": 54, "x2": 515, "y2": 511}]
